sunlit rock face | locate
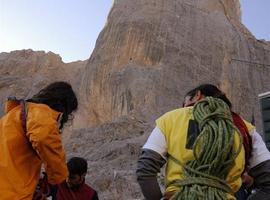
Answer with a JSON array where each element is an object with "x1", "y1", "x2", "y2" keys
[
  {"x1": 80, "y1": 0, "x2": 270, "y2": 131},
  {"x1": 77, "y1": 1, "x2": 270, "y2": 197},
  {"x1": 1, "y1": 0, "x2": 270, "y2": 199}
]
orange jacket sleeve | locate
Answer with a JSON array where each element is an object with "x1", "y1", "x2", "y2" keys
[{"x1": 26, "y1": 107, "x2": 68, "y2": 185}]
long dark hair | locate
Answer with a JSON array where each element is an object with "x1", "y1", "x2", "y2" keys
[
  {"x1": 185, "y1": 84, "x2": 232, "y2": 108},
  {"x1": 28, "y1": 81, "x2": 78, "y2": 129}
]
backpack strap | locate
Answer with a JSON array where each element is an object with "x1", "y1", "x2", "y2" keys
[
  {"x1": 20, "y1": 100, "x2": 28, "y2": 133},
  {"x1": 18, "y1": 99, "x2": 53, "y2": 199}
]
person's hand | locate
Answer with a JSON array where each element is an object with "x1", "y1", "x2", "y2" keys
[
  {"x1": 40, "y1": 194, "x2": 47, "y2": 200},
  {"x1": 242, "y1": 172, "x2": 254, "y2": 188},
  {"x1": 162, "y1": 191, "x2": 175, "y2": 200}
]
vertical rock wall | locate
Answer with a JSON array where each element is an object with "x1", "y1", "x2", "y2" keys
[{"x1": 80, "y1": 0, "x2": 270, "y2": 132}]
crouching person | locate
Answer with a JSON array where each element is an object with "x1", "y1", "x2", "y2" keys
[{"x1": 56, "y1": 157, "x2": 99, "y2": 200}]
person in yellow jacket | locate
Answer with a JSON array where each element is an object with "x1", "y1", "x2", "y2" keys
[
  {"x1": 0, "y1": 81, "x2": 78, "y2": 200},
  {"x1": 136, "y1": 84, "x2": 251, "y2": 200}
]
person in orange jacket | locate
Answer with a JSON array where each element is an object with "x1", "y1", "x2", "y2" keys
[{"x1": 0, "y1": 81, "x2": 78, "y2": 200}]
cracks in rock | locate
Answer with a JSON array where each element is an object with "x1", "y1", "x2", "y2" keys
[{"x1": 218, "y1": 0, "x2": 242, "y2": 41}]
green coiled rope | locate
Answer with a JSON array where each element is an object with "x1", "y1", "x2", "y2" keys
[{"x1": 170, "y1": 97, "x2": 242, "y2": 200}]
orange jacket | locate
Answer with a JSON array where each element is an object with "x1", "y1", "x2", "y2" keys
[{"x1": 0, "y1": 100, "x2": 68, "y2": 200}]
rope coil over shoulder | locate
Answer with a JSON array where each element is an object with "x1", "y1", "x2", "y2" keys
[{"x1": 169, "y1": 97, "x2": 243, "y2": 200}]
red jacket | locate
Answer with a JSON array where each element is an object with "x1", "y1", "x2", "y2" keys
[{"x1": 57, "y1": 182, "x2": 98, "y2": 200}]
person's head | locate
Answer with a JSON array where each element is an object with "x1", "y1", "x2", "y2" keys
[
  {"x1": 67, "y1": 157, "x2": 88, "y2": 189},
  {"x1": 28, "y1": 81, "x2": 78, "y2": 130},
  {"x1": 183, "y1": 84, "x2": 232, "y2": 108}
]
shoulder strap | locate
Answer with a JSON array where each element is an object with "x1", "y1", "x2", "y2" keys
[
  {"x1": 232, "y1": 112, "x2": 252, "y2": 169},
  {"x1": 20, "y1": 100, "x2": 28, "y2": 133}
]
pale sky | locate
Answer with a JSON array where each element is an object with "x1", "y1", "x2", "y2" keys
[{"x1": 0, "y1": 0, "x2": 269, "y2": 63}]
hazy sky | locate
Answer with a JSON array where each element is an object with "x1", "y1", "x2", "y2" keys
[
  {"x1": 0, "y1": 0, "x2": 269, "y2": 63},
  {"x1": 240, "y1": 0, "x2": 270, "y2": 41},
  {"x1": 0, "y1": 0, "x2": 113, "y2": 62}
]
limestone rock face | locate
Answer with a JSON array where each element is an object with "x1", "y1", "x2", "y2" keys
[
  {"x1": 1, "y1": 0, "x2": 270, "y2": 199},
  {"x1": 80, "y1": 0, "x2": 270, "y2": 129},
  {"x1": 77, "y1": 1, "x2": 270, "y2": 198}
]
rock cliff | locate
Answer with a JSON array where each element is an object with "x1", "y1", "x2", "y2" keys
[
  {"x1": 80, "y1": 0, "x2": 270, "y2": 131},
  {"x1": 1, "y1": 0, "x2": 270, "y2": 199},
  {"x1": 77, "y1": 0, "x2": 270, "y2": 198}
]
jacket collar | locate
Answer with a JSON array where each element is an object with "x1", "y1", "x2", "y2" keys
[
  {"x1": 5, "y1": 98, "x2": 61, "y2": 121},
  {"x1": 5, "y1": 98, "x2": 21, "y2": 114}
]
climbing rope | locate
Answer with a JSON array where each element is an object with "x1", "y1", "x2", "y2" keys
[{"x1": 170, "y1": 97, "x2": 242, "y2": 200}]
